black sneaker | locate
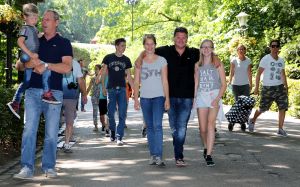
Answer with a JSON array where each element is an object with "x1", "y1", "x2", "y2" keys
[
  {"x1": 240, "y1": 123, "x2": 246, "y2": 131},
  {"x1": 215, "y1": 128, "x2": 220, "y2": 138},
  {"x1": 228, "y1": 123, "x2": 234, "y2": 131},
  {"x1": 110, "y1": 130, "x2": 116, "y2": 142},
  {"x1": 206, "y1": 155, "x2": 215, "y2": 167},
  {"x1": 142, "y1": 127, "x2": 147, "y2": 138},
  {"x1": 105, "y1": 129, "x2": 110, "y2": 137},
  {"x1": 203, "y1": 148, "x2": 207, "y2": 159},
  {"x1": 101, "y1": 126, "x2": 105, "y2": 132}
]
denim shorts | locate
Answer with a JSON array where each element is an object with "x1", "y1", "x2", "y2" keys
[
  {"x1": 196, "y1": 89, "x2": 221, "y2": 108},
  {"x1": 259, "y1": 84, "x2": 288, "y2": 112}
]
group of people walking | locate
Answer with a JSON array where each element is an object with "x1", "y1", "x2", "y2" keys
[
  {"x1": 10, "y1": 4, "x2": 289, "y2": 180},
  {"x1": 228, "y1": 41, "x2": 288, "y2": 136}
]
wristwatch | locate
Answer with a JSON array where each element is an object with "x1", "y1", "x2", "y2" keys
[{"x1": 44, "y1": 63, "x2": 49, "y2": 69}]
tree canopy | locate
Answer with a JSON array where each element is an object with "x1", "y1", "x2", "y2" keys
[
  {"x1": 65, "y1": 0, "x2": 299, "y2": 76},
  {"x1": 38, "y1": 0, "x2": 104, "y2": 43},
  {"x1": 1, "y1": 0, "x2": 300, "y2": 77}
]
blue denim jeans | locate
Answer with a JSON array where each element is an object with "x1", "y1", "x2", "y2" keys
[
  {"x1": 13, "y1": 68, "x2": 51, "y2": 104},
  {"x1": 13, "y1": 68, "x2": 32, "y2": 104},
  {"x1": 20, "y1": 88, "x2": 63, "y2": 172},
  {"x1": 168, "y1": 97, "x2": 193, "y2": 160},
  {"x1": 107, "y1": 87, "x2": 127, "y2": 140},
  {"x1": 140, "y1": 97, "x2": 165, "y2": 158},
  {"x1": 42, "y1": 69, "x2": 51, "y2": 92}
]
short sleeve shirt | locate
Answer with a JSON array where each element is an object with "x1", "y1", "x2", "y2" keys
[
  {"x1": 99, "y1": 77, "x2": 108, "y2": 99},
  {"x1": 231, "y1": 57, "x2": 251, "y2": 85},
  {"x1": 259, "y1": 54, "x2": 285, "y2": 86},
  {"x1": 140, "y1": 56, "x2": 167, "y2": 98},
  {"x1": 63, "y1": 60, "x2": 83, "y2": 99},
  {"x1": 155, "y1": 45, "x2": 199, "y2": 98},
  {"x1": 18, "y1": 25, "x2": 39, "y2": 53},
  {"x1": 102, "y1": 53, "x2": 132, "y2": 89},
  {"x1": 29, "y1": 34, "x2": 73, "y2": 91}
]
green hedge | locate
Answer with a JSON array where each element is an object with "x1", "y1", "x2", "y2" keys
[
  {"x1": 0, "y1": 85, "x2": 23, "y2": 148},
  {"x1": 0, "y1": 85, "x2": 45, "y2": 149},
  {"x1": 223, "y1": 78, "x2": 300, "y2": 118},
  {"x1": 287, "y1": 79, "x2": 300, "y2": 118}
]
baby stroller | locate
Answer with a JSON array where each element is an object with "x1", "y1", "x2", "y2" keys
[{"x1": 225, "y1": 95, "x2": 255, "y2": 131}]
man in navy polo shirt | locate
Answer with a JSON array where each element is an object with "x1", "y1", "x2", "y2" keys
[{"x1": 14, "y1": 10, "x2": 72, "y2": 179}]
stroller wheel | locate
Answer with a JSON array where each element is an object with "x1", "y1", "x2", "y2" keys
[
  {"x1": 228, "y1": 123, "x2": 234, "y2": 131},
  {"x1": 240, "y1": 123, "x2": 246, "y2": 131}
]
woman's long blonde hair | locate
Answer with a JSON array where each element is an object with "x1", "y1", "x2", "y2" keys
[{"x1": 196, "y1": 39, "x2": 215, "y2": 67}]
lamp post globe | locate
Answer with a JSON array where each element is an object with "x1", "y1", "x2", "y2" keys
[
  {"x1": 236, "y1": 12, "x2": 249, "y2": 28},
  {"x1": 236, "y1": 12, "x2": 249, "y2": 36}
]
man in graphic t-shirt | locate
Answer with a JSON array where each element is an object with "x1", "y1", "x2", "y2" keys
[
  {"x1": 101, "y1": 38, "x2": 134, "y2": 146},
  {"x1": 248, "y1": 40, "x2": 288, "y2": 136}
]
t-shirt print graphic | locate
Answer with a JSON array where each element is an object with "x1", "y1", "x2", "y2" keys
[
  {"x1": 141, "y1": 67, "x2": 161, "y2": 80},
  {"x1": 269, "y1": 61, "x2": 283, "y2": 81},
  {"x1": 109, "y1": 61, "x2": 126, "y2": 72},
  {"x1": 199, "y1": 69, "x2": 215, "y2": 92}
]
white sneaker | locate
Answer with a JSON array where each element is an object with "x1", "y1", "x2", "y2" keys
[
  {"x1": 13, "y1": 166, "x2": 33, "y2": 179},
  {"x1": 149, "y1": 156, "x2": 156, "y2": 165},
  {"x1": 117, "y1": 140, "x2": 124, "y2": 146},
  {"x1": 45, "y1": 168, "x2": 57, "y2": 178},
  {"x1": 248, "y1": 119, "x2": 255, "y2": 133},
  {"x1": 156, "y1": 157, "x2": 166, "y2": 167},
  {"x1": 63, "y1": 143, "x2": 72, "y2": 153}
]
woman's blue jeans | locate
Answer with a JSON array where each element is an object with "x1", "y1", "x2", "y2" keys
[{"x1": 140, "y1": 96, "x2": 165, "y2": 158}]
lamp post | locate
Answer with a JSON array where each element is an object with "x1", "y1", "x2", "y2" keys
[
  {"x1": 125, "y1": 0, "x2": 138, "y2": 42},
  {"x1": 236, "y1": 12, "x2": 249, "y2": 36}
]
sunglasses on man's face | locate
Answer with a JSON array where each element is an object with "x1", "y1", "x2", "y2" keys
[{"x1": 271, "y1": 45, "x2": 280, "y2": 48}]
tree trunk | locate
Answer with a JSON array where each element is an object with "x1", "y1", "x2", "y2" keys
[{"x1": 6, "y1": 22, "x2": 13, "y2": 87}]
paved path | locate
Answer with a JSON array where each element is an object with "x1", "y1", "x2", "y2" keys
[{"x1": 1, "y1": 98, "x2": 300, "y2": 187}]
